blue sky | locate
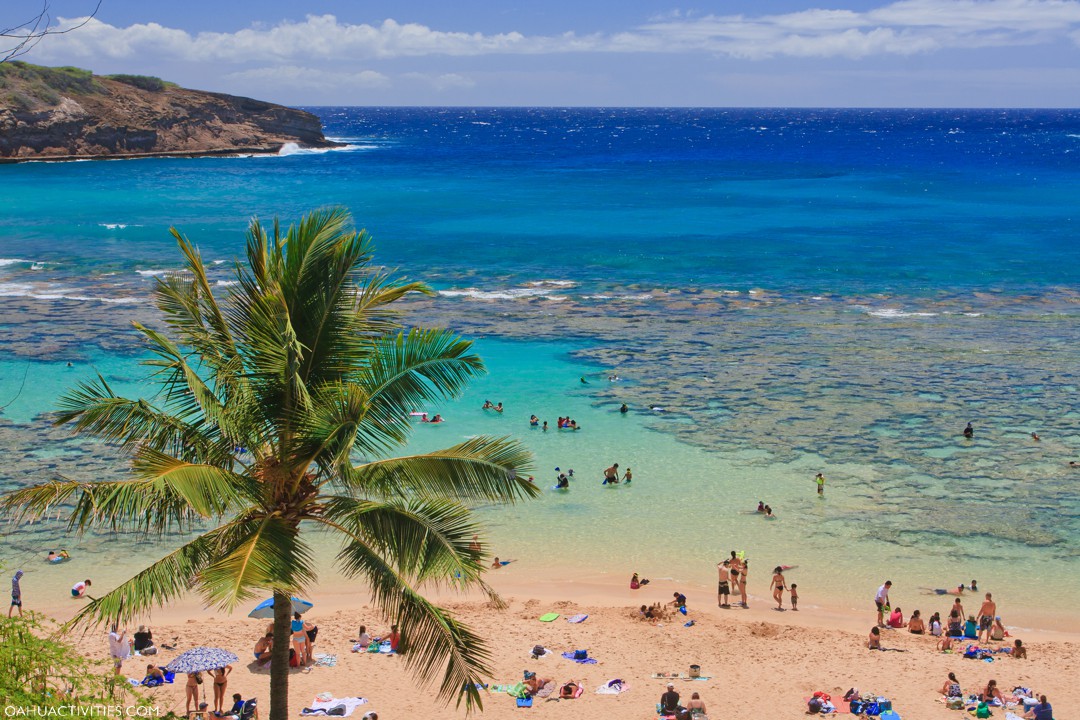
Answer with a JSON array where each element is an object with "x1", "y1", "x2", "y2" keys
[{"x1": 12, "y1": 0, "x2": 1080, "y2": 106}]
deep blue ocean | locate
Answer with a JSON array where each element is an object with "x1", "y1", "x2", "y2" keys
[{"x1": 1, "y1": 108, "x2": 1078, "y2": 622}]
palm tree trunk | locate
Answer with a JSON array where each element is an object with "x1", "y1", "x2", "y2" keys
[{"x1": 269, "y1": 590, "x2": 292, "y2": 720}]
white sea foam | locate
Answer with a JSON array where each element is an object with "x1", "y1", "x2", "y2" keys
[
  {"x1": 135, "y1": 269, "x2": 171, "y2": 277},
  {"x1": 276, "y1": 143, "x2": 372, "y2": 156},
  {"x1": 100, "y1": 223, "x2": 128, "y2": 229},
  {"x1": 215, "y1": 280, "x2": 239, "y2": 287},
  {"x1": 524, "y1": 279, "x2": 577, "y2": 288},
  {"x1": 863, "y1": 308, "x2": 938, "y2": 318},
  {"x1": 438, "y1": 287, "x2": 560, "y2": 300},
  {"x1": 0, "y1": 258, "x2": 33, "y2": 268},
  {"x1": 0, "y1": 282, "x2": 140, "y2": 304}
]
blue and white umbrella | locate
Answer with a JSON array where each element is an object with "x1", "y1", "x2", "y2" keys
[
  {"x1": 247, "y1": 596, "x2": 313, "y2": 619},
  {"x1": 164, "y1": 647, "x2": 239, "y2": 674}
]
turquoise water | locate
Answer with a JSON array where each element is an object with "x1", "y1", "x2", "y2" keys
[{"x1": 0, "y1": 108, "x2": 1078, "y2": 624}]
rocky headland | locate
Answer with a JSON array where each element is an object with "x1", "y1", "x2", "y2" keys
[{"x1": 0, "y1": 62, "x2": 337, "y2": 161}]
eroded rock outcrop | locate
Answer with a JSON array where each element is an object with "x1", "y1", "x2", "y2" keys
[{"x1": 0, "y1": 63, "x2": 337, "y2": 161}]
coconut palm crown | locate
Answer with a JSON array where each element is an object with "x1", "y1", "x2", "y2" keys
[{"x1": 1, "y1": 208, "x2": 537, "y2": 716}]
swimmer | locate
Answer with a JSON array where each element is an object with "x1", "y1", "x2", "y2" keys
[
  {"x1": 970, "y1": 579, "x2": 978, "y2": 592},
  {"x1": 619, "y1": 403, "x2": 628, "y2": 414},
  {"x1": 482, "y1": 400, "x2": 493, "y2": 409},
  {"x1": 580, "y1": 377, "x2": 588, "y2": 384},
  {"x1": 569, "y1": 419, "x2": 579, "y2": 430},
  {"x1": 1031, "y1": 432, "x2": 1040, "y2": 441},
  {"x1": 429, "y1": 414, "x2": 443, "y2": 423},
  {"x1": 66, "y1": 362, "x2": 73, "y2": 367},
  {"x1": 419, "y1": 413, "x2": 429, "y2": 422},
  {"x1": 756, "y1": 501, "x2": 765, "y2": 513},
  {"x1": 555, "y1": 474, "x2": 569, "y2": 489},
  {"x1": 622, "y1": 467, "x2": 632, "y2": 483},
  {"x1": 602, "y1": 463, "x2": 620, "y2": 485},
  {"x1": 495, "y1": 402, "x2": 503, "y2": 413},
  {"x1": 1069, "y1": 461, "x2": 1078, "y2": 468},
  {"x1": 963, "y1": 422, "x2": 974, "y2": 439},
  {"x1": 764, "y1": 505, "x2": 774, "y2": 517},
  {"x1": 530, "y1": 415, "x2": 539, "y2": 426},
  {"x1": 567, "y1": 469, "x2": 574, "y2": 477},
  {"x1": 542, "y1": 421, "x2": 548, "y2": 432}
]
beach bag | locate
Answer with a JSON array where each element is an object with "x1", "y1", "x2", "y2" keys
[
  {"x1": 573, "y1": 650, "x2": 588, "y2": 660},
  {"x1": 530, "y1": 645, "x2": 546, "y2": 658},
  {"x1": 849, "y1": 700, "x2": 865, "y2": 715},
  {"x1": 946, "y1": 698, "x2": 964, "y2": 710},
  {"x1": 864, "y1": 701, "x2": 880, "y2": 716},
  {"x1": 975, "y1": 703, "x2": 991, "y2": 718}
]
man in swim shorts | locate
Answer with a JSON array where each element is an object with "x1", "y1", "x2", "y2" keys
[
  {"x1": 602, "y1": 463, "x2": 619, "y2": 485},
  {"x1": 977, "y1": 593, "x2": 997, "y2": 643},
  {"x1": 717, "y1": 561, "x2": 731, "y2": 607},
  {"x1": 875, "y1": 581, "x2": 892, "y2": 627}
]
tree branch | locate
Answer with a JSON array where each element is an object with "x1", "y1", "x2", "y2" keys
[{"x1": 1, "y1": 1, "x2": 102, "y2": 63}]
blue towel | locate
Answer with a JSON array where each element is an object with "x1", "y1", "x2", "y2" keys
[{"x1": 560, "y1": 652, "x2": 598, "y2": 664}]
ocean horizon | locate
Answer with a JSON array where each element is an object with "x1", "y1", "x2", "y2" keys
[{"x1": 1, "y1": 106, "x2": 1077, "y2": 628}]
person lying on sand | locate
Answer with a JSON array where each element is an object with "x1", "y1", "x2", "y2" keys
[
  {"x1": 523, "y1": 671, "x2": 551, "y2": 696},
  {"x1": 1012, "y1": 639, "x2": 1027, "y2": 659},
  {"x1": 559, "y1": 681, "x2": 581, "y2": 699}
]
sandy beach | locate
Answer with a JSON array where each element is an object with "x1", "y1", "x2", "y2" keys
[{"x1": 29, "y1": 569, "x2": 1078, "y2": 720}]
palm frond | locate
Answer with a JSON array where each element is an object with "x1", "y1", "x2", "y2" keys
[
  {"x1": 322, "y1": 495, "x2": 486, "y2": 585},
  {"x1": 198, "y1": 513, "x2": 316, "y2": 611},
  {"x1": 320, "y1": 516, "x2": 492, "y2": 711},
  {"x1": 67, "y1": 527, "x2": 228, "y2": 628},
  {"x1": 343, "y1": 436, "x2": 537, "y2": 504}
]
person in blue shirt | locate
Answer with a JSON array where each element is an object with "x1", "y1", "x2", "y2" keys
[{"x1": 1023, "y1": 695, "x2": 1052, "y2": 720}]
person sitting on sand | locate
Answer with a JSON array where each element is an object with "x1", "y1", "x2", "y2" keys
[
  {"x1": 669, "y1": 592, "x2": 687, "y2": 611},
  {"x1": 660, "y1": 683, "x2": 681, "y2": 714},
  {"x1": 1023, "y1": 695, "x2": 1052, "y2": 720},
  {"x1": 143, "y1": 664, "x2": 165, "y2": 685},
  {"x1": 134, "y1": 625, "x2": 156, "y2": 654},
  {"x1": 929, "y1": 611, "x2": 942, "y2": 636},
  {"x1": 71, "y1": 579, "x2": 91, "y2": 598},
  {"x1": 937, "y1": 634, "x2": 955, "y2": 652},
  {"x1": 523, "y1": 671, "x2": 550, "y2": 697},
  {"x1": 941, "y1": 672, "x2": 962, "y2": 698},
  {"x1": 964, "y1": 615, "x2": 979, "y2": 639},
  {"x1": 980, "y1": 679, "x2": 1004, "y2": 704},
  {"x1": 888, "y1": 607, "x2": 905, "y2": 628},
  {"x1": 908, "y1": 609, "x2": 925, "y2": 634},
  {"x1": 867, "y1": 626, "x2": 881, "y2": 650},
  {"x1": 388, "y1": 624, "x2": 400, "y2": 653},
  {"x1": 1011, "y1": 638, "x2": 1027, "y2": 659},
  {"x1": 559, "y1": 681, "x2": 580, "y2": 699},
  {"x1": 685, "y1": 692, "x2": 706, "y2": 715},
  {"x1": 990, "y1": 616, "x2": 1006, "y2": 642},
  {"x1": 253, "y1": 632, "x2": 272, "y2": 663},
  {"x1": 947, "y1": 609, "x2": 964, "y2": 637},
  {"x1": 356, "y1": 625, "x2": 371, "y2": 649}
]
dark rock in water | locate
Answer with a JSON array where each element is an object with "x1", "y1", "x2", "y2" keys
[{"x1": 0, "y1": 62, "x2": 339, "y2": 161}]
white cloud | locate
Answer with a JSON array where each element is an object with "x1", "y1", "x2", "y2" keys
[
  {"x1": 224, "y1": 66, "x2": 390, "y2": 91},
  {"x1": 26, "y1": 1, "x2": 1080, "y2": 67}
]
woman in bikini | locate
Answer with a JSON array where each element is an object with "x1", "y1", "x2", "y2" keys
[
  {"x1": 186, "y1": 672, "x2": 203, "y2": 717},
  {"x1": 212, "y1": 665, "x2": 232, "y2": 715},
  {"x1": 941, "y1": 672, "x2": 962, "y2": 698},
  {"x1": 770, "y1": 567, "x2": 786, "y2": 610},
  {"x1": 290, "y1": 612, "x2": 308, "y2": 668}
]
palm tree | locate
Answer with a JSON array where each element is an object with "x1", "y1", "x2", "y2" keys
[{"x1": 1, "y1": 208, "x2": 536, "y2": 717}]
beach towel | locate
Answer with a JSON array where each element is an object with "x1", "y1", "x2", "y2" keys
[
  {"x1": 378, "y1": 641, "x2": 393, "y2": 654},
  {"x1": 538, "y1": 613, "x2": 560, "y2": 622},
  {"x1": 535, "y1": 681, "x2": 556, "y2": 699},
  {"x1": 299, "y1": 698, "x2": 368, "y2": 717},
  {"x1": 566, "y1": 614, "x2": 588, "y2": 624},
  {"x1": 314, "y1": 654, "x2": 337, "y2": 667},
  {"x1": 595, "y1": 679, "x2": 628, "y2": 695},
  {"x1": 561, "y1": 651, "x2": 597, "y2": 665},
  {"x1": 493, "y1": 683, "x2": 529, "y2": 699}
]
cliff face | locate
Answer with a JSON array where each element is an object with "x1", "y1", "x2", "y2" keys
[{"x1": 0, "y1": 63, "x2": 337, "y2": 161}]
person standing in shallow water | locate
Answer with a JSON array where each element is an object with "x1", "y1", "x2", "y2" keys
[
  {"x1": 963, "y1": 422, "x2": 974, "y2": 439},
  {"x1": 815, "y1": 473, "x2": 825, "y2": 497}
]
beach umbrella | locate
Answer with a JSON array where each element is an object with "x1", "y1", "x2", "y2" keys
[
  {"x1": 247, "y1": 596, "x2": 313, "y2": 619},
  {"x1": 164, "y1": 647, "x2": 239, "y2": 674}
]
